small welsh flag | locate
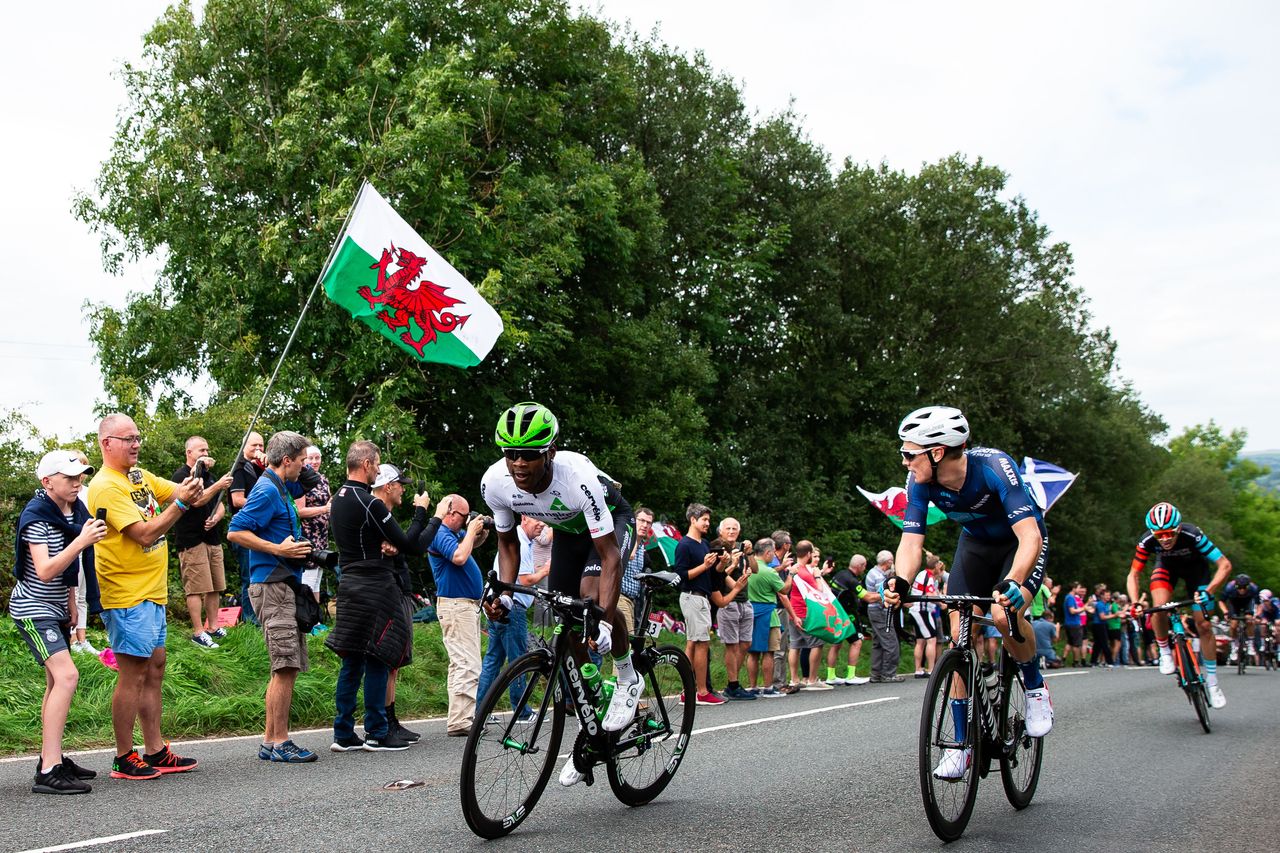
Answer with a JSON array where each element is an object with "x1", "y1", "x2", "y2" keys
[
  {"x1": 857, "y1": 485, "x2": 946, "y2": 530},
  {"x1": 645, "y1": 521, "x2": 684, "y2": 567},
  {"x1": 320, "y1": 181, "x2": 503, "y2": 367}
]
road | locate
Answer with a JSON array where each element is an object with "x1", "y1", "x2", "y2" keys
[{"x1": 4, "y1": 665, "x2": 1279, "y2": 852}]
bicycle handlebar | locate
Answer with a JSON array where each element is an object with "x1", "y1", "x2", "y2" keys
[
  {"x1": 897, "y1": 592, "x2": 1026, "y2": 644},
  {"x1": 484, "y1": 570, "x2": 607, "y2": 624},
  {"x1": 1141, "y1": 599, "x2": 1199, "y2": 614}
]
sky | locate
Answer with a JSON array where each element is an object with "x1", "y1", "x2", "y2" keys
[{"x1": 2, "y1": 1, "x2": 1276, "y2": 450}]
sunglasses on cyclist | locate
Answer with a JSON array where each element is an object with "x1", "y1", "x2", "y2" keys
[
  {"x1": 900, "y1": 447, "x2": 934, "y2": 462},
  {"x1": 503, "y1": 447, "x2": 551, "y2": 462}
]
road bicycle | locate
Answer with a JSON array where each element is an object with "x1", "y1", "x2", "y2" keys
[
  {"x1": 1229, "y1": 615, "x2": 1254, "y2": 674},
  {"x1": 1145, "y1": 600, "x2": 1211, "y2": 733},
  {"x1": 459, "y1": 570, "x2": 694, "y2": 839},
  {"x1": 898, "y1": 591, "x2": 1043, "y2": 843},
  {"x1": 1260, "y1": 632, "x2": 1277, "y2": 671}
]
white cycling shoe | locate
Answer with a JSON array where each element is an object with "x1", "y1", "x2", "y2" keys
[
  {"x1": 933, "y1": 747, "x2": 972, "y2": 780},
  {"x1": 1229, "y1": 649, "x2": 1238, "y2": 663},
  {"x1": 1209, "y1": 685, "x2": 1227, "y2": 709},
  {"x1": 1024, "y1": 686, "x2": 1054, "y2": 737},
  {"x1": 559, "y1": 756, "x2": 586, "y2": 787},
  {"x1": 1158, "y1": 654, "x2": 1175, "y2": 675},
  {"x1": 602, "y1": 678, "x2": 643, "y2": 732}
]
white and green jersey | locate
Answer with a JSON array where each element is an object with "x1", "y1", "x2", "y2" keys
[{"x1": 480, "y1": 451, "x2": 613, "y2": 537}]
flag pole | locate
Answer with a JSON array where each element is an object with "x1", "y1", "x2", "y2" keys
[{"x1": 234, "y1": 179, "x2": 369, "y2": 460}]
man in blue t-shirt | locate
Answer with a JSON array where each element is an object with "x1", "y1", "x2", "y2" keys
[
  {"x1": 673, "y1": 502, "x2": 726, "y2": 706},
  {"x1": 427, "y1": 494, "x2": 489, "y2": 736}
]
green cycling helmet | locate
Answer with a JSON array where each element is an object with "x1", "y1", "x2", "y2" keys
[{"x1": 495, "y1": 402, "x2": 559, "y2": 448}]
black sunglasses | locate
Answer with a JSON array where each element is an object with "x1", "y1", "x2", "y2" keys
[
  {"x1": 900, "y1": 448, "x2": 932, "y2": 462},
  {"x1": 503, "y1": 447, "x2": 550, "y2": 462}
]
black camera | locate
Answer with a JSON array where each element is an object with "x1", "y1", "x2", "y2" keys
[
  {"x1": 192, "y1": 459, "x2": 207, "y2": 480},
  {"x1": 467, "y1": 511, "x2": 495, "y2": 531},
  {"x1": 399, "y1": 460, "x2": 429, "y2": 494},
  {"x1": 310, "y1": 548, "x2": 339, "y2": 570}
]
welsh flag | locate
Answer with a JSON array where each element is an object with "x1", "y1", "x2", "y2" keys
[
  {"x1": 858, "y1": 485, "x2": 946, "y2": 529},
  {"x1": 793, "y1": 573, "x2": 858, "y2": 643},
  {"x1": 320, "y1": 181, "x2": 503, "y2": 367},
  {"x1": 645, "y1": 521, "x2": 683, "y2": 566}
]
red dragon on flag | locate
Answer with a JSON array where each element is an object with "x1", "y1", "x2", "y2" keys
[{"x1": 357, "y1": 244, "x2": 469, "y2": 356}]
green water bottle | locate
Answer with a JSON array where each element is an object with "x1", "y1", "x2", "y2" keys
[{"x1": 581, "y1": 662, "x2": 603, "y2": 704}]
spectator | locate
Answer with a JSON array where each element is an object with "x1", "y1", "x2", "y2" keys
[
  {"x1": 478, "y1": 515, "x2": 550, "y2": 718},
  {"x1": 528, "y1": 525, "x2": 555, "y2": 649},
  {"x1": 713, "y1": 518, "x2": 755, "y2": 700},
  {"x1": 1088, "y1": 585, "x2": 1115, "y2": 667},
  {"x1": 618, "y1": 507, "x2": 657, "y2": 638},
  {"x1": 88, "y1": 413, "x2": 202, "y2": 779},
  {"x1": 296, "y1": 445, "x2": 332, "y2": 604},
  {"x1": 1031, "y1": 575, "x2": 1062, "y2": 668},
  {"x1": 746, "y1": 538, "x2": 790, "y2": 697},
  {"x1": 226, "y1": 430, "x2": 319, "y2": 764},
  {"x1": 908, "y1": 559, "x2": 939, "y2": 678},
  {"x1": 786, "y1": 541, "x2": 832, "y2": 691},
  {"x1": 1062, "y1": 581, "x2": 1088, "y2": 667},
  {"x1": 674, "y1": 503, "x2": 725, "y2": 705},
  {"x1": 326, "y1": 454, "x2": 435, "y2": 751},
  {"x1": 13, "y1": 450, "x2": 107, "y2": 794},
  {"x1": 1114, "y1": 593, "x2": 1134, "y2": 665},
  {"x1": 70, "y1": 451, "x2": 99, "y2": 656},
  {"x1": 769, "y1": 530, "x2": 796, "y2": 692},
  {"x1": 229, "y1": 431, "x2": 266, "y2": 625},
  {"x1": 827, "y1": 555, "x2": 874, "y2": 685},
  {"x1": 865, "y1": 549, "x2": 904, "y2": 683},
  {"x1": 427, "y1": 494, "x2": 488, "y2": 736},
  {"x1": 929, "y1": 553, "x2": 951, "y2": 645},
  {"x1": 172, "y1": 436, "x2": 234, "y2": 649}
]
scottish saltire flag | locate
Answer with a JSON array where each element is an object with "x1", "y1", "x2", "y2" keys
[
  {"x1": 1020, "y1": 457, "x2": 1078, "y2": 513},
  {"x1": 645, "y1": 522, "x2": 684, "y2": 566},
  {"x1": 320, "y1": 181, "x2": 503, "y2": 367},
  {"x1": 858, "y1": 485, "x2": 946, "y2": 529}
]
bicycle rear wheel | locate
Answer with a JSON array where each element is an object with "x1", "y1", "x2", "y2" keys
[
  {"x1": 1174, "y1": 639, "x2": 1211, "y2": 734},
  {"x1": 460, "y1": 651, "x2": 566, "y2": 838},
  {"x1": 607, "y1": 645, "x2": 696, "y2": 806},
  {"x1": 997, "y1": 653, "x2": 1043, "y2": 809},
  {"x1": 919, "y1": 649, "x2": 980, "y2": 842}
]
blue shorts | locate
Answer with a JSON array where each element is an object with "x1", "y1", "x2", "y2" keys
[
  {"x1": 750, "y1": 603, "x2": 775, "y2": 653},
  {"x1": 102, "y1": 601, "x2": 167, "y2": 658}
]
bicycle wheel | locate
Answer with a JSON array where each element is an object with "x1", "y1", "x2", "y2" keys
[
  {"x1": 997, "y1": 654, "x2": 1043, "y2": 809},
  {"x1": 1174, "y1": 639, "x2": 1211, "y2": 734},
  {"x1": 919, "y1": 649, "x2": 981, "y2": 843},
  {"x1": 1237, "y1": 635, "x2": 1247, "y2": 675},
  {"x1": 607, "y1": 645, "x2": 696, "y2": 806},
  {"x1": 460, "y1": 651, "x2": 566, "y2": 838}
]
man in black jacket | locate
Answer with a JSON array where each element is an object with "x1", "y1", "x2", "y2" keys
[{"x1": 326, "y1": 441, "x2": 433, "y2": 752}]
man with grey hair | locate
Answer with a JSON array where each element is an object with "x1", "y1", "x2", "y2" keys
[
  {"x1": 713, "y1": 517, "x2": 755, "y2": 700},
  {"x1": 866, "y1": 549, "x2": 904, "y2": 682},
  {"x1": 827, "y1": 554, "x2": 874, "y2": 685},
  {"x1": 770, "y1": 529, "x2": 797, "y2": 692},
  {"x1": 228, "y1": 430, "x2": 318, "y2": 763}
]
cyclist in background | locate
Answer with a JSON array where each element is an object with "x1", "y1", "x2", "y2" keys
[
  {"x1": 1125, "y1": 502, "x2": 1232, "y2": 708},
  {"x1": 881, "y1": 405, "x2": 1053, "y2": 780},
  {"x1": 1258, "y1": 589, "x2": 1279, "y2": 647},
  {"x1": 480, "y1": 402, "x2": 638, "y2": 788},
  {"x1": 1220, "y1": 573, "x2": 1259, "y2": 664}
]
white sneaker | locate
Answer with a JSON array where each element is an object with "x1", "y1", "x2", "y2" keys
[
  {"x1": 846, "y1": 676, "x2": 871, "y2": 685},
  {"x1": 803, "y1": 680, "x2": 834, "y2": 690},
  {"x1": 1024, "y1": 686, "x2": 1054, "y2": 737},
  {"x1": 558, "y1": 756, "x2": 586, "y2": 787},
  {"x1": 1209, "y1": 685, "x2": 1226, "y2": 709},
  {"x1": 1158, "y1": 654, "x2": 1175, "y2": 675},
  {"x1": 825, "y1": 677, "x2": 846, "y2": 686},
  {"x1": 933, "y1": 747, "x2": 972, "y2": 780},
  {"x1": 602, "y1": 678, "x2": 643, "y2": 732}
]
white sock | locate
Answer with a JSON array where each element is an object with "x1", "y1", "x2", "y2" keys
[{"x1": 613, "y1": 652, "x2": 639, "y2": 685}]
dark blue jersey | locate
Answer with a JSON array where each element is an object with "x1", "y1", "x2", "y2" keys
[
  {"x1": 1130, "y1": 523, "x2": 1223, "y2": 575},
  {"x1": 1223, "y1": 580, "x2": 1259, "y2": 608},
  {"x1": 903, "y1": 447, "x2": 1045, "y2": 543}
]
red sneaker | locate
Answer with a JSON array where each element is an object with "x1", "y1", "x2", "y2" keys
[
  {"x1": 142, "y1": 743, "x2": 198, "y2": 774},
  {"x1": 695, "y1": 692, "x2": 726, "y2": 706}
]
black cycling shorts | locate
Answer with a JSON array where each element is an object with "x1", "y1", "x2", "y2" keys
[
  {"x1": 1225, "y1": 599, "x2": 1254, "y2": 619},
  {"x1": 547, "y1": 480, "x2": 634, "y2": 596},
  {"x1": 945, "y1": 532, "x2": 1048, "y2": 612},
  {"x1": 1149, "y1": 562, "x2": 1210, "y2": 594}
]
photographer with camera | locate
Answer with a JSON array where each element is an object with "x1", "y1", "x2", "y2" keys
[
  {"x1": 226, "y1": 430, "x2": 320, "y2": 764},
  {"x1": 326, "y1": 444, "x2": 437, "y2": 751}
]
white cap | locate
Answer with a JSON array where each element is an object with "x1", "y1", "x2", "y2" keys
[
  {"x1": 36, "y1": 450, "x2": 94, "y2": 480},
  {"x1": 372, "y1": 463, "x2": 411, "y2": 489}
]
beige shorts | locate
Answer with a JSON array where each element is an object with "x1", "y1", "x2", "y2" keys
[
  {"x1": 248, "y1": 581, "x2": 308, "y2": 672},
  {"x1": 769, "y1": 626, "x2": 782, "y2": 653},
  {"x1": 179, "y1": 543, "x2": 226, "y2": 596},
  {"x1": 679, "y1": 592, "x2": 712, "y2": 643},
  {"x1": 617, "y1": 594, "x2": 637, "y2": 638}
]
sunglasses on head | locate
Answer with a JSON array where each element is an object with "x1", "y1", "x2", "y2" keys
[{"x1": 503, "y1": 447, "x2": 551, "y2": 462}]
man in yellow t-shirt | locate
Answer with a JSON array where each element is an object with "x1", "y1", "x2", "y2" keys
[{"x1": 86, "y1": 414, "x2": 203, "y2": 781}]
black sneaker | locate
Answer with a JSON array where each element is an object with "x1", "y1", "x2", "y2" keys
[
  {"x1": 142, "y1": 743, "x2": 198, "y2": 774},
  {"x1": 110, "y1": 749, "x2": 160, "y2": 780},
  {"x1": 60, "y1": 754, "x2": 97, "y2": 780},
  {"x1": 363, "y1": 731, "x2": 412, "y2": 751},
  {"x1": 330, "y1": 734, "x2": 366, "y2": 752},
  {"x1": 394, "y1": 722, "x2": 421, "y2": 744},
  {"x1": 33, "y1": 763, "x2": 91, "y2": 795}
]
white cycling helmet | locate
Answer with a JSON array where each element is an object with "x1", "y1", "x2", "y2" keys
[
  {"x1": 898, "y1": 406, "x2": 970, "y2": 447},
  {"x1": 1262, "y1": 589, "x2": 1273, "y2": 600}
]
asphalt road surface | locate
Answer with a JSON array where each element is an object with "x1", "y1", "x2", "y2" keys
[{"x1": 5, "y1": 664, "x2": 1279, "y2": 852}]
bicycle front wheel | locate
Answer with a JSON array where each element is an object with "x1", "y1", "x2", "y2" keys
[
  {"x1": 997, "y1": 654, "x2": 1043, "y2": 809},
  {"x1": 607, "y1": 645, "x2": 696, "y2": 806},
  {"x1": 1174, "y1": 639, "x2": 1211, "y2": 734},
  {"x1": 919, "y1": 649, "x2": 980, "y2": 843},
  {"x1": 460, "y1": 651, "x2": 566, "y2": 838}
]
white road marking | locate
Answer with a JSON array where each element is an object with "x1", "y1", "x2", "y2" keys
[
  {"x1": 1043, "y1": 671, "x2": 1088, "y2": 679},
  {"x1": 15, "y1": 829, "x2": 168, "y2": 853}
]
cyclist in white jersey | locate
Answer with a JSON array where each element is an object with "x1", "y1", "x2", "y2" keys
[{"x1": 480, "y1": 402, "x2": 638, "y2": 788}]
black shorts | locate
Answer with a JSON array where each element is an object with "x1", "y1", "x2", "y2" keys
[
  {"x1": 547, "y1": 482, "x2": 634, "y2": 597},
  {"x1": 945, "y1": 532, "x2": 1048, "y2": 612},
  {"x1": 14, "y1": 617, "x2": 71, "y2": 665},
  {"x1": 1066, "y1": 625, "x2": 1085, "y2": 646},
  {"x1": 1226, "y1": 600, "x2": 1254, "y2": 619},
  {"x1": 1149, "y1": 562, "x2": 1209, "y2": 595}
]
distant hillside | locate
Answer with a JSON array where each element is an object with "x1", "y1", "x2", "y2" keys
[{"x1": 1243, "y1": 450, "x2": 1280, "y2": 493}]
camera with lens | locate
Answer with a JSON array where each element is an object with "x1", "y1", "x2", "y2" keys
[
  {"x1": 310, "y1": 548, "x2": 339, "y2": 570},
  {"x1": 467, "y1": 510, "x2": 495, "y2": 531}
]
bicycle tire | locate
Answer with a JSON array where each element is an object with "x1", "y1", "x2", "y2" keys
[
  {"x1": 1175, "y1": 639, "x2": 1211, "y2": 734},
  {"x1": 997, "y1": 653, "x2": 1043, "y2": 809},
  {"x1": 1237, "y1": 634, "x2": 1247, "y2": 675},
  {"x1": 607, "y1": 645, "x2": 696, "y2": 806},
  {"x1": 918, "y1": 649, "x2": 981, "y2": 843},
  {"x1": 460, "y1": 651, "x2": 566, "y2": 838}
]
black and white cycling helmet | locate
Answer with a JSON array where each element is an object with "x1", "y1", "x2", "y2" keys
[{"x1": 898, "y1": 406, "x2": 970, "y2": 447}]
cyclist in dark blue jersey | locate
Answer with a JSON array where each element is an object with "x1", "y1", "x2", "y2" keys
[
  {"x1": 882, "y1": 406, "x2": 1052, "y2": 779},
  {"x1": 1124, "y1": 501, "x2": 1231, "y2": 707},
  {"x1": 1221, "y1": 573, "x2": 1260, "y2": 665}
]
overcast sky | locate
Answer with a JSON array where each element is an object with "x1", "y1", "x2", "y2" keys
[{"x1": 2, "y1": 1, "x2": 1276, "y2": 451}]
